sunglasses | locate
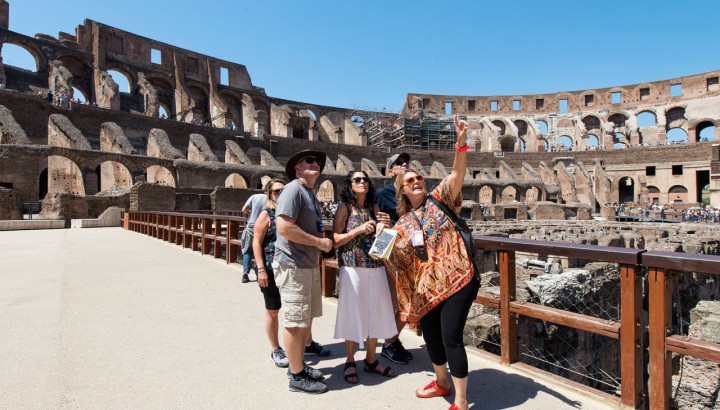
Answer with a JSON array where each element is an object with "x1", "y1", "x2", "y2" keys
[
  {"x1": 351, "y1": 177, "x2": 369, "y2": 183},
  {"x1": 393, "y1": 161, "x2": 408, "y2": 167},
  {"x1": 301, "y1": 157, "x2": 320, "y2": 165},
  {"x1": 403, "y1": 175, "x2": 424, "y2": 186},
  {"x1": 271, "y1": 188, "x2": 283, "y2": 194}
]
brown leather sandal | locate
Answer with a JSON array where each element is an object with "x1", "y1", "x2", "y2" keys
[
  {"x1": 343, "y1": 361, "x2": 358, "y2": 384},
  {"x1": 363, "y1": 359, "x2": 396, "y2": 378}
]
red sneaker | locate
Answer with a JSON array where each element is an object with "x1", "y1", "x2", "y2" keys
[{"x1": 415, "y1": 380, "x2": 451, "y2": 398}]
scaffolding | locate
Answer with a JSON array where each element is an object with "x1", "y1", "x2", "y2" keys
[
  {"x1": 380, "y1": 118, "x2": 457, "y2": 151},
  {"x1": 364, "y1": 111, "x2": 399, "y2": 151}
]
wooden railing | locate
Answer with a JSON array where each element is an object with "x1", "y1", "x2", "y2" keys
[{"x1": 123, "y1": 211, "x2": 720, "y2": 409}]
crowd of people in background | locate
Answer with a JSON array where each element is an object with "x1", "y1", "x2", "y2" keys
[{"x1": 611, "y1": 202, "x2": 719, "y2": 223}]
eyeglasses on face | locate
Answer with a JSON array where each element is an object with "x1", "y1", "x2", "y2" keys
[
  {"x1": 351, "y1": 177, "x2": 369, "y2": 183},
  {"x1": 393, "y1": 161, "x2": 408, "y2": 168},
  {"x1": 271, "y1": 188, "x2": 283, "y2": 194},
  {"x1": 301, "y1": 157, "x2": 320, "y2": 165},
  {"x1": 403, "y1": 175, "x2": 424, "y2": 186}
]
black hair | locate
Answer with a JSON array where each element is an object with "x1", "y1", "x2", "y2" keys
[{"x1": 340, "y1": 170, "x2": 376, "y2": 209}]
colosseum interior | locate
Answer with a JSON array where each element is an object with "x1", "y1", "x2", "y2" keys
[
  {"x1": 2, "y1": 1, "x2": 720, "y2": 407},
  {"x1": 0, "y1": 0, "x2": 717, "y2": 226}
]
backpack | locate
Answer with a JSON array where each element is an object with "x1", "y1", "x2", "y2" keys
[{"x1": 427, "y1": 196, "x2": 481, "y2": 280}]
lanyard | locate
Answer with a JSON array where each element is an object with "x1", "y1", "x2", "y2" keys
[{"x1": 409, "y1": 196, "x2": 428, "y2": 243}]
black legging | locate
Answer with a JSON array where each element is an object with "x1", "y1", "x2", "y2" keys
[{"x1": 419, "y1": 275, "x2": 479, "y2": 378}]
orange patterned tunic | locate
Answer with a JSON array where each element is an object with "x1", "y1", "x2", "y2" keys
[{"x1": 387, "y1": 177, "x2": 474, "y2": 328}]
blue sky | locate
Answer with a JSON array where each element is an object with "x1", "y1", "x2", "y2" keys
[{"x1": 3, "y1": 0, "x2": 720, "y2": 112}]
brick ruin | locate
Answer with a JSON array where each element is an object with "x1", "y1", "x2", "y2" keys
[
  {"x1": 0, "y1": 1, "x2": 718, "y2": 224},
  {"x1": 1, "y1": 1, "x2": 720, "y2": 404}
]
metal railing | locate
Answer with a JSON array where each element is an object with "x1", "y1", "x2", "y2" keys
[{"x1": 123, "y1": 211, "x2": 720, "y2": 409}]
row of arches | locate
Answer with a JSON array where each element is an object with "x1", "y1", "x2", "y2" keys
[{"x1": 1, "y1": 41, "x2": 324, "y2": 134}]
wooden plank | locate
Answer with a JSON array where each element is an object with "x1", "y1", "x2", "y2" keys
[
  {"x1": 475, "y1": 236, "x2": 644, "y2": 265},
  {"x1": 620, "y1": 264, "x2": 644, "y2": 408},
  {"x1": 643, "y1": 251, "x2": 720, "y2": 276},
  {"x1": 213, "y1": 220, "x2": 222, "y2": 259},
  {"x1": 321, "y1": 259, "x2": 337, "y2": 297},
  {"x1": 509, "y1": 302, "x2": 619, "y2": 339},
  {"x1": 667, "y1": 336, "x2": 720, "y2": 363},
  {"x1": 499, "y1": 250, "x2": 517, "y2": 364},
  {"x1": 475, "y1": 291, "x2": 499, "y2": 309},
  {"x1": 648, "y1": 267, "x2": 672, "y2": 410},
  {"x1": 226, "y1": 220, "x2": 239, "y2": 265}
]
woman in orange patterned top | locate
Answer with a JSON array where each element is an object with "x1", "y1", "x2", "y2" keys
[{"x1": 387, "y1": 115, "x2": 478, "y2": 410}]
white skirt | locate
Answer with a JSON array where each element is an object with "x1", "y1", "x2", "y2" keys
[{"x1": 334, "y1": 266, "x2": 397, "y2": 349}]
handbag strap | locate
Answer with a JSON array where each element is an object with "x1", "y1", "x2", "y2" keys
[{"x1": 427, "y1": 195, "x2": 459, "y2": 225}]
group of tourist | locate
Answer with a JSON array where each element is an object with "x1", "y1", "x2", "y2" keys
[
  {"x1": 241, "y1": 116, "x2": 476, "y2": 409},
  {"x1": 611, "y1": 202, "x2": 720, "y2": 224},
  {"x1": 40, "y1": 90, "x2": 97, "y2": 108}
]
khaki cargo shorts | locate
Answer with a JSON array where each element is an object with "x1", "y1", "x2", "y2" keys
[{"x1": 272, "y1": 261, "x2": 322, "y2": 328}]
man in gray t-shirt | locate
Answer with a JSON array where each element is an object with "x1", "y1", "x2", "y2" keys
[
  {"x1": 273, "y1": 150, "x2": 333, "y2": 394},
  {"x1": 240, "y1": 193, "x2": 268, "y2": 283}
]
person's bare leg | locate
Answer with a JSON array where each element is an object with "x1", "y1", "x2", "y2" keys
[
  {"x1": 344, "y1": 340, "x2": 358, "y2": 382},
  {"x1": 285, "y1": 326, "x2": 309, "y2": 374},
  {"x1": 305, "y1": 318, "x2": 314, "y2": 345},
  {"x1": 365, "y1": 338, "x2": 377, "y2": 363},
  {"x1": 451, "y1": 375, "x2": 469, "y2": 409},
  {"x1": 265, "y1": 309, "x2": 280, "y2": 349},
  {"x1": 365, "y1": 338, "x2": 395, "y2": 375}
]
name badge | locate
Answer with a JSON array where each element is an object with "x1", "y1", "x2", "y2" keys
[{"x1": 411, "y1": 230, "x2": 424, "y2": 247}]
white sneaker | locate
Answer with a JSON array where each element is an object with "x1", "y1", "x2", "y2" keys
[{"x1": 271, "y1": 347, "x2": 289, "y2": 367}]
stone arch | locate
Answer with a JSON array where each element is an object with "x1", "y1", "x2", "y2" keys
[
  {"x1": 98, "y1": 160, "x2": 133, "y2": 192},
  {"x1": 304, "y1": 109, "x2": 318, "y2": 121},
  {"x1": 148, "y1": 165, "x2": 175, "y2": 187},
  {"x1": 556, "y1": 135, "x2": 573, "y2": 151},
  {"x1": 350, "y1": 114, "x2": 365, "y2": 127},
  {"x1": 665, "y1": 106, "x2": 687, "y2": 129},
  {"x1": 147, "y1": 75, "x2": 175, "y2": 118},
  {"x1": 1, "y1": 41, "x2": 42, "y2": 72},
  {"x1": 47, "y1": 155, "x2": 85, "y2": 195},
  {"x1": 648, "y1": 185, "x2": 660, "y2": 204},
  {"x1": 618, "y1": 176, "x2": 635, "y2": 203},
  {"x1": 220, "y1": 91, "x2": 243, "y2": 130},
  {"x1": 666, "y1": 128, "x2": 688, "y2": 143},
  {"x1": 526, "y1": 186, "x2": 541, "y2": 204},
  {"x1": 636, "y1": 110, "x2": 657, "y2": 127},
  {"x1": 536, "y1": 120, "x2": 548, "y2": 135},
  {"x1": 187, "y1": 84, "x2": 209, "y2": 122},
  {"x1": 479, "y1": 186, "x2": 495, "y2": 204},
  {"x1": 582, "y1": 115, "x2": 601, "y2": 131},
  {"x1": 607, "y1": 112, "x2": 627, "y2": 128},
  {"x1": 317, "y1": 180, "x2": 335, "y2": 202},
  {"x1": 71, "y1": 86, "x2": 89, "y2": 103},
  {"x1": 258, "y1": 175, "x2": 273, "y2": 190},
  {"x1": 224, "y1": 173, "x2": 247, "y2": 188},
  {"x1": 613, "y1": 132, "x2": 629, "y2": 148},
  {"x1": 58, "y1": 55, "x2": 93, "y2": 98},
  {"x1": 501, "y1": 186, "x2": 517, "y2": 203},
  {"x1": 106, "y1": 68, "x2": 134, "y2": 93},
  {"x1": 491, "y1": 120, "x2": 506, "y2": 135},
  {"x1": 587, "y1": 134, "x2": 600, "y2": 149},
  {"x1": 158, "y1": 103, "x2": 170, "y2": 119},
  {"x1": 513, "y1": 120, "x2": 528, "y2": 137},
  {"x1": 499, "y1": 136, "x2": 516, "y2": 152},
  {"x1": 668, "y1": 185, "x2": 688, "y2": 203},
  {"x1": 695, "y1": 120, "x2": 716, "y2": 142},
  {"x1": 252, "y1": 99, "x2": 271, "y2": 135}
]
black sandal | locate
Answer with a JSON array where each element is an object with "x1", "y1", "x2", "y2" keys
[
  {"x1": 343, "y1": 361, "x2": 358, "y2": 384},
  {"x1": 363, "y1": 359, "x2": 396, "y2": 378}
]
